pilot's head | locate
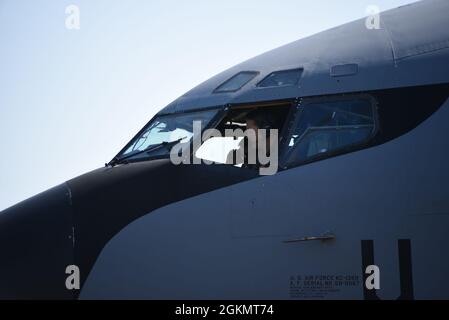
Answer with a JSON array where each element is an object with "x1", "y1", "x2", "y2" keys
[{"x1": 245, "y1": 109, "x2": 276, "y2": 146}]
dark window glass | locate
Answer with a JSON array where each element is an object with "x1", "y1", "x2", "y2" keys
[
  {"x1": 370, "y1": 84, "x2": 449, "y2": 146},
  {"x1": 214, "y1": 71, "x2": 258, "y2": 93},
  {"x1": 285, "y1": 99, "x2": 376, "y2": 164},
  {"x1": 257, "y1": 69, "x2": 302, "y2": 88}
]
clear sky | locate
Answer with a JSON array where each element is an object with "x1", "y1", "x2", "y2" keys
[{"x1": 0, "y1": 0, "x2": 418, "y2": 210}]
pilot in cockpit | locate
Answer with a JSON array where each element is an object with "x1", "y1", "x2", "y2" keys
[{"x1": 226, "y1": 109, "x2": 277, "y2": 171}]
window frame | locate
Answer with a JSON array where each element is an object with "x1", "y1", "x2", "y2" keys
[
  {"x1": 225, "y1": 99, "x2": 299, "y2": 162},
  {"x1": 194, "y1": 99, "x2": 298, "y2": 167},
  {"x1": 281, "y1": 94, "x2": 379, "y2": 169}
]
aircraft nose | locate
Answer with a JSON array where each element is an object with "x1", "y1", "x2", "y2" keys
[{"x1": 0, "y1": 184, "x2": 75, "y2": 299}]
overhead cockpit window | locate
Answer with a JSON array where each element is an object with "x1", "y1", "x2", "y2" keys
[
  {"x1": 257, "y1": 68, "x2": 303, "y2": 88},
  {"x1": 284, "y1": 97, "x2": 377, "y2": 166},
  {"x1": 213, "y1": 71, "x2": 259, "y2": 93}
]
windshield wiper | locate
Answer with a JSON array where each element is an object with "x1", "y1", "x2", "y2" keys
[{"x1": 108, "y1": 137, "x2": 187, "y2": 167}]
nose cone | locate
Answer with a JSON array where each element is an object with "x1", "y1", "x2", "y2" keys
[
  {"x1": 0, "y1": 184, "x2": 75, "y2": 299},
  {"x1": 0, "y1": 159, "x2": 257, "y2": 299}
]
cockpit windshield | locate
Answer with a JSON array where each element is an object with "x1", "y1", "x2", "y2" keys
[{"x1": 115, "y1": 109, "x2": 219, "y2": 162}]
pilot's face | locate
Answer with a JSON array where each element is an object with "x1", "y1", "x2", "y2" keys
[
  {"x1": 246, "y1": 119, "x2": 258, "y2": 132},
  {"x1": 246, "y1": 119, "x2": 259, "y2": 145}
]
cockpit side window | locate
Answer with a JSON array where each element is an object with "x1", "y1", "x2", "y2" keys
[
  {"x1": 195, "y1": 102, "x2": 293, "y2": 170},
  {"x1": 283, "y1": 96, "x2": 377, "y2": 167}
]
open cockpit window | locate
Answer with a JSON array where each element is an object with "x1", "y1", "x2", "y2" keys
[
  {"x1": 213, "y1": 71, "x2": 259, "y2": 93},
  {"x1": 195, "y1": 102, "x2": 293, "y2": 174}
]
